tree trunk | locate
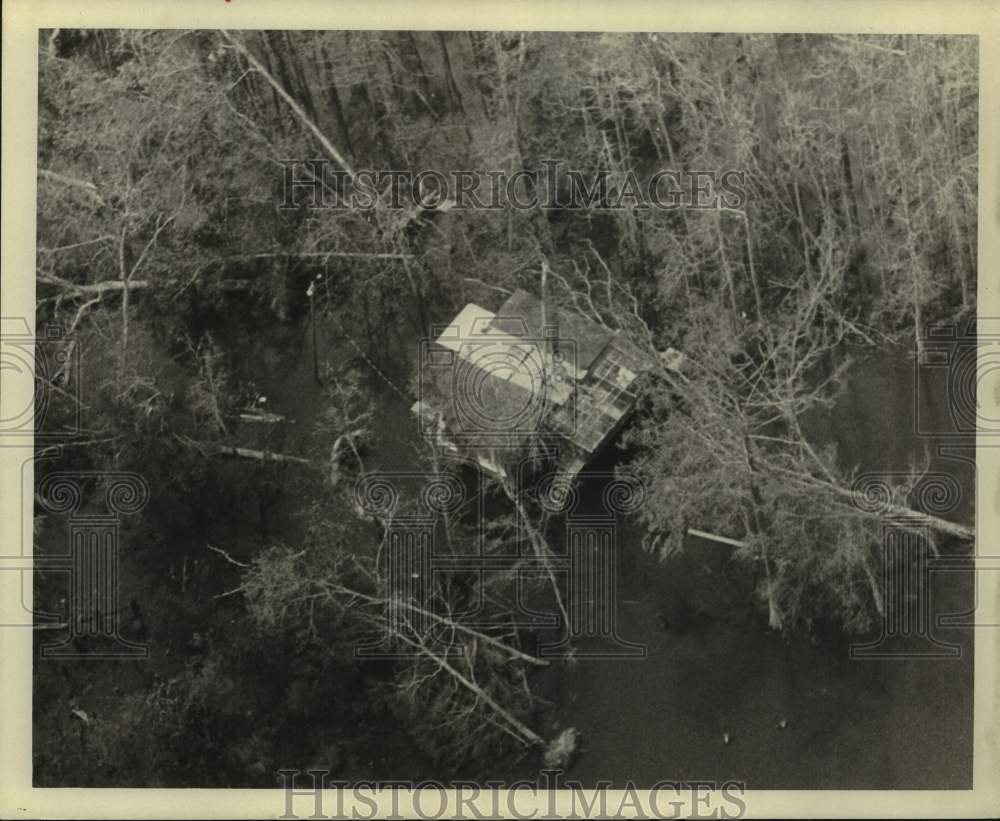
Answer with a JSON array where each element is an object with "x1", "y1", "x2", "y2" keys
[{"x1": 317, "y1": 35, "x2": 356, "y2": 160}]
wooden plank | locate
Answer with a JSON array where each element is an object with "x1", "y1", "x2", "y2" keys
[{"x1": 686, "y1": 528, "x2": 748, "y2": 549}]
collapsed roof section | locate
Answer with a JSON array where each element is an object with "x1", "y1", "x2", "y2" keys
[{"x1": 413, "y1": 289, "x2": 672, "y2": 480}]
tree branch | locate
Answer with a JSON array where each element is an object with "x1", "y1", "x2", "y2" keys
[{"x1": 219, "y1": 30, "x2": 356, "y2": 178}]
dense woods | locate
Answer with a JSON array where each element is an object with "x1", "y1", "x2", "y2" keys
[{"x1": 32, "y1": 30, "x2": 976, "y2": 786}]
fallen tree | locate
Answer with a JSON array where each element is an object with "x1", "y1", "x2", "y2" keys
[{"x1": 174, "y1": 434, "x2": 316, "y2": 468}]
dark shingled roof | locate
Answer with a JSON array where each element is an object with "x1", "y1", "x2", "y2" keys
[
  {"x1": 415, "y1": 289, "x2": 654, "y2": 475},
  {"x1": 417, "y1": 347, "x2": 539, "y2": 449},
  {"x1": 487, "y1": 289, "x2": 615, "y2": 372}
]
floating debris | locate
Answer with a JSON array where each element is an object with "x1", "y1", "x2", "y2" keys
[
  {"x1": 544, "y1": 727, "x2": 580, "y2": 770},
  {"x1": 70, "y1": 708, "x2": 91, "y2": 724}
]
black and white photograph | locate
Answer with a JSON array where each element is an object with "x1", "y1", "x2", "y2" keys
[{"x1": 2, "y1": 3, "x2": 998, "y2": 819}]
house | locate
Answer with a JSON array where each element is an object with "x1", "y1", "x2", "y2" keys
[{"x1": 412, "y1": 289, "x2": 679, "y2": 481}]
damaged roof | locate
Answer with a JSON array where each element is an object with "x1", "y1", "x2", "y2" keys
[
  {"x1": 487, "y1": 289, "x2": 617, "y2": 376},
  {"x1": 415, "y1": 289, "x2": 656, "y2": 471}
]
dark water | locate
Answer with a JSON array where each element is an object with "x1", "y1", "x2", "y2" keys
[
  {"x1": 534, "y1": 541, "x2": 973, "y2": 789},
  {"x1": 536, "y1": 342, "x2": 974, "y2": 789},
  {"x1": 176, "y1": 319, "x2": 976, "y2": 788}
]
